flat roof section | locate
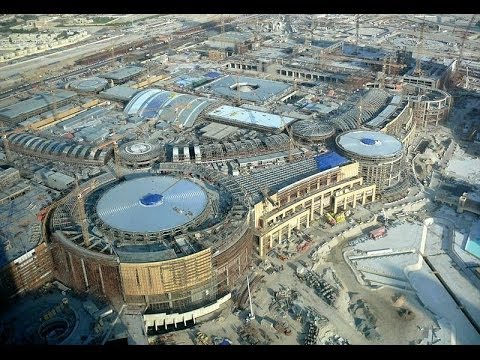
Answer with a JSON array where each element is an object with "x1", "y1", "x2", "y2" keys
[
  {"x1": 0, "y1": 90, "x2": 76, "y2": 121},
  {"x1": 315, "y1": 151, "x2": 350, "y2": 172},
  {"x1": 100, "y1": 65, "x2": 145, "y2": 82},
  {"x1": 99, "y1": 86, "x2": 139, "y2": 102},
  {"x1": 207, "y1": 105, "x2": 295, "y2": 131}
]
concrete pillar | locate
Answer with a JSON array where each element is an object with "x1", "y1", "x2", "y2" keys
[
  {"x1": 98, "y1": 265, "x2": 105, "y2": 295},
  {"x1": 310, "y1": 198, "x2": 315, "y2": 220},
  {"x1": 81, "y1": 258, "x2": 89, "y2": 290}
]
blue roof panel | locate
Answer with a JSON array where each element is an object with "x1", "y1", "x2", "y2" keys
[{"x1": 315, "y1": 151, "x2": 349, "y2": 172}]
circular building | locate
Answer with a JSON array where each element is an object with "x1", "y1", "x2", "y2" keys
[
  {"x1": 408, "y1": 88, "x2": 452, "y2": 128},
  {"x1": 290, "y1": 120, "x2": 335, "y2": 142},
  {"x1": 47, "y1": 166, "x2": 253, "y2": 324},
  {"x1": 95, "y1": 176, "x2": 209, "y2": 239},
  {"x1": 335, "y1": 130, "x2": 404, "y2": 191},
  {"x1": 69, "y1": 77, "x2": 108, "y2": 93},
  {"x1": 118, "y1": 140, "x2": 162, "y2": 169}
]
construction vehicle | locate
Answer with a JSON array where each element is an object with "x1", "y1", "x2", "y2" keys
[
  {"x1": 194, "y1": 331, "x2": 211, "y2": 345},
  {"x1": 334, "y1": 212, "x2": 346, "y2": 223},
  {"x1": 324, "y1": 212, "x2": 336, "y2": 226}
]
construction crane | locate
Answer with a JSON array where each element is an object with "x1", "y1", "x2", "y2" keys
[
  {"x1": 355, "y1": 14, "x2": 360, "y2": 52},
  {"x1": 37, "y1": 178, "x2": 98, "y2": 247},
  {"x1": 74, "y1": 177, "x2": 98, "y2": 248},
  {"x1": 356, "y1": 101, "x2": 363, "y2": 129},
  {"x1": 454, "y1": 14, "x2": 477, "y2": 86},
  {"x1": 413, "y1": 17, "x2": 426, "y2": 77},
  {"x1": 279, "y1": 114, "x2": 297, "y2": 162},
  {"x1": 246, "y1": 274, "x2": 255, "y2": 321},
  {"x1": 95, "y1": 132, "x2": 125, "y2": 178}
]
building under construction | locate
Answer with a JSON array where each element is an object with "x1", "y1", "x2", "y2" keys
[
  {"x1": 0, "y1": 90, "x2": 77, "y2": 126},
  {"x1": 250, "y1": 151, "x2": 376, "y2": 256},
  {"x1": 45, "y1": 166, "x2": 252, "y2": 324},
  {"x1": 335, "y1": 130, "x2": 405, "y2": 193},
  {"x1": 5, "y1": 132, "x2": 111, "y2": 166},
  {"x1": 407, "y1": 88, "x2": 452, "y2": 128}
]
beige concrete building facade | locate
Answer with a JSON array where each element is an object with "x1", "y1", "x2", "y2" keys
[{"x1": 253, "y1": 162, "x2": 376, "y2": 256}]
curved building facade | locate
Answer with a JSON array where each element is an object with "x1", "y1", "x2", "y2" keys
[
  {"x1": 335, "y1": 130, "x2": 404, "y2": 192},
  {"x1": 118, "y1": 140, "x2": 163, "y2": 169},
  {"x1": 6, "y1": 132, "x2": 110, "y2": 166},
  {"x1": 124, "y1": 88, "x2": 215, "y2": 128},
  {"x1": 409, "y1": 88, "x2": 452, "y2": 128},
  {"x1": 291, "y1": 120, "x2": 336, "y2": 142},
  {"x1": 47, "y1": 165, "x2": 252, "y2": 316}
]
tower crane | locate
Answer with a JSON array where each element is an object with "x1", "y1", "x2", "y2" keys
[
  {"x1": 37, "y1": 177, "x2": 98, "y2": 247},
  {"x1": 95, "y1": 132, "x2": 125, "y2": 179},
  {"x1": 453, "y1": 14, "x2": 477, "y2": 87},
  {"x1": 279, "y1": 114, "x2": 297, "y2": 163},
  {"x1": 413, "y1": 17, "x2": 426, "y2": 77},
  {"x1": 74, "y1": 177, "x2": 99, "y2": 248}
]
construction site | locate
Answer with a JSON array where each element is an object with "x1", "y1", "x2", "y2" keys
[{"x1": 0, "y1": 14, "x2": 479, "y2": 345}]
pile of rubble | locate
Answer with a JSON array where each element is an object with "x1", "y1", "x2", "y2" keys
[
  {"x1": 269, "y1": 287, "x2": 300, "y2": 320},
  {"x1": 348, "y1": 299, "x2": 380, "y2": 341},
  {"x1": 303, "y1": 307, "x2": 329, "y2": 345},
  {"x1": 322, "y1": 335, "x2": 350, "y2": 345},
  {"x1": 301, "y1": 271, "x2": 338, "y2": 306},
  {"x1": 304, "y1": 321, "x2": 319, "y2": 345},
  {"x1": 237, "y1": 323, "x2": 271, "y2": 345}
]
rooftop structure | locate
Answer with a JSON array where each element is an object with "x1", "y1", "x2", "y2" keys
[
  {"x1": 6, "y1": 132, "x2": 110, "y2": 166},
  {"x1": 336, "y1": 130, "x2": 405, "y2": 192},
  {"x1": 118, "y1": 140, "x2": 162, "y2": 169},
  {"x1": 327, "y1": 89, "x2": 390, "y2": 131},
  {"x1": 99, "y1": 65, "x2": 145, "y2": 84},
  {"x1": 202, "y1": 75, "x2": 291, "y2": 104},
  {"x1": 96, "y1": 176, "x2": 208, "y2": 233},
  {"x1": 291, "y1": 120, "x2": 336, "y2": 142},
  {"x1": 206, "y1": 31, "x2": 255, "y2": 50},
  {"x1": 69, "y1": 77, "x2": 108, "y2": 93},
  {"x1": 0, "y1": 90, "x2": 77, "y2": 125},
  {"x1": 335, "y1": 130, "x2": 403, "y2": 159},
  {"x1": 99, "y1": 86, "x2": 139, "y2": 102},
  {"x1": 207, "y1": 104, "x2": 295, "y2": 132},
  {"x1": 124, "y1": 88, "x2": 214, "y2": 128},
  {"x1": 403, "y1": 58, "x2": 456, "y2": 89}
]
